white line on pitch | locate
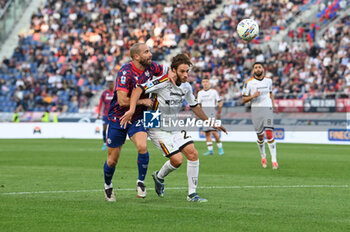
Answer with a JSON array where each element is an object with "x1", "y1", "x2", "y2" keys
[{"x1": 1, "y1": 185, "x2": 348, "y2": 196}]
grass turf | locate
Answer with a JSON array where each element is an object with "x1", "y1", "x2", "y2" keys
[{"x1": 0, "y1": 139, "x2": 349, "y2": 231}]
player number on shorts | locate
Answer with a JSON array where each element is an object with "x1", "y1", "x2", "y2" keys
[
  {"x1": 135, "y1": 119, "x2": 143, "y2": 127},
  {"x1": 181, "y1": 130, "x2": 190, "y2": 139}
]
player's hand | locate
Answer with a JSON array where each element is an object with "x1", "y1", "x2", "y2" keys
[
  {"x1": 97, "y1": 114, "x2": 101, "y2": 119},
  {"x1": 120, "y1": 110, "x2": 134, "y2": 129},
  {"x1": 214, "y1": 125, "x2": 228, "y2": 134},
  {"x1": 141, "y1": 98, "x2": 154, "y2": 108},
  {"x1": 167, "y1": 69, "x2": 176, "y2": 85},
  {"x1": 273, "y1": 106, "x2": 279, "y2": 114},
  {"x1": 253, "y1": 90, "x2": 260, "y2": 98}
]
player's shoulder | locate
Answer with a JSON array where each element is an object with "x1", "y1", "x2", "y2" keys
[
  {"x1": 244, "y1": 77, "x2": 255, "y2": 87},
  {"x1": 209, "y1": 88, "x2": 219, "y2": 94},
  {"x1": 245, "y1": 77, "x2": 255, "y2": 84},
  {"x1": 118, "y1": 63, "x2": 132, "y2": 74},
  {"x1": 265, "y1": 77, "x2": 273, "y2": 83},
  {"x1": 181, "y1": 82, "x2": 193, "y2": 92},
  {"x1": 149, "y1": 61, "x2": 162, "y2": 71}
]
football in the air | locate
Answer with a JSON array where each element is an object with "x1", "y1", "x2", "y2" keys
[{"x1": 236, "y1": 19, "x2": 259, "y2": 41}]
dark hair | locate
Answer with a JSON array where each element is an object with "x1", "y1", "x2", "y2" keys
[
  {"x1": 253, "y1": 62, "x2": 264, "y2": 68},
  {"x1": 130, "y1": 43, "x2": 145, "y2": 59},
  {"x1": 202, "y1": 77, "x2": 209, "y2": 80},
  {"x1": 171, "y1": 54, "x2": 192, "y2": 70}
]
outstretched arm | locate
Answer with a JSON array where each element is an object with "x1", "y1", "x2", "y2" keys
[{"x1": 191, "y1": 105, "x2": 227, "y2": 134}]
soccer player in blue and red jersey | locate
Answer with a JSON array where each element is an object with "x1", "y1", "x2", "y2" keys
[
  {"x1": 103, "y1": 43, "x2": 168, "y2": 201},
  {"x1": 97, "y1": 75, "x2": 114, "y2": 151}
]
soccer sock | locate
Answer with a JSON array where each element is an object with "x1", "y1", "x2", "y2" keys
[
  {"x1": 157, "y1": 160, "x2": 177, "y2": 180},
  {"x1": 206, "y1": 142, "x2": 213, "y2": 152},
  {"x1": 267, "y1": 139, "x2": 277, "y2": 163},
  {"x1": 257, "y1": 139, "x2": 266, "y2": 158},
  {"x1": 137, "y1": 152, "x2": 149, "y2": 182},
  {"x1": 102, "y1": 130, "x2": 106, "y2": 143},
  {"x1": 187, "y1": 160, "x2": 199, "y2": 195},
  {"x1": 104, "y1": 161, "x2": 115, "y2": 187},
  {"x1": 216, "y1": 142, "x2": 223, "y2": 149}
]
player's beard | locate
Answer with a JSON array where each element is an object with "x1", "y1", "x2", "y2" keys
[
  {"x1": 254, "y1": 71, "x2": 263, "y2": 78},
  {"x1": 139, "y1": 57, "x2": 152, "y2": 68}
]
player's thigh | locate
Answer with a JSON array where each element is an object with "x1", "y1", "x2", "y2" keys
[
  {"x1": 128, "y1": 119, "x2": 148, "y2": 153},
  {"x1": 174, "y1": 130, "x2": 196, "y2": 160},
  {"x1": 148, "y1": 129, "x2": 180, "y2": 157},
  {"x1": 262, "y1": 107, "x2": 274, "y2": 131},
  {"x1": 106, "y1": 121, "x2": 128, "y2": 148},
  {"x1": 130, "y1": 131, "x2": 148, "y2": 153},
  {"x1": 252, "y1": 108, "x2": 265, "y2": 135}
]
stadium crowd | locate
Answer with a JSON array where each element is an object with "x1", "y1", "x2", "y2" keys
[
  {"x1": 183, "y1": 3, "x2": 349, "y2": 102},
  {"x1": 0, "y1": 0, "x2": 349, "y2": 113},
  {"x1": 0, "y1": 0, "x2": 220, "y2": 113}
]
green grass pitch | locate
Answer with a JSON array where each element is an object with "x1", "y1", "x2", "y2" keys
[{"x1": 0, "y1": 139, "x2": 349, "y2": 231}]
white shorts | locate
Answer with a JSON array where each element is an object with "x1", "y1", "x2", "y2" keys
[
  {"x1": 252, "y1": 107, "x2": 274, "y2": 134},
  {"x1": 148, "y1": 129, "x2": 193, "y2": 157}
]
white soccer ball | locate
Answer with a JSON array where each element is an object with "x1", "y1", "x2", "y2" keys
[{"x1": 236, "y1": 19, "x2": 259, "y2": 42}]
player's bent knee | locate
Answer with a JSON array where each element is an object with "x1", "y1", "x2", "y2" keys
[
  {"x1": 136, "y1": 144, "x2": 148, "y2": 154},
  {"x1": 266, "y1": 130, "x2": 274, "y2": 140},
  {"x1": 187, "y1": 149, "x2": 198, "y2": 161}
]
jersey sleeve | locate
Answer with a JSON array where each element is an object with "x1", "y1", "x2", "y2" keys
[
  {"x1": 242, "y1": 80, "x2": 251, "y2": 97},
  {"x1": 116, "y1": 69, "x2": 131, "y2": 92},
  {"x1": 214, "y1": 90, "x2": 222, "y2": 102},
  {"x1": 139, "y1": 73, "x2": 169, "y2": 94},
  {"x1": 185, "y1": 83, "x2": 198, "y2": 107},
  {"x1": 197, "y1": 91, "x2": 202, "y2": 104},
  {"x1": 269, "y1": 79, "x2": 272, "y2": 93},
  {"x1": 151, "y1": 62, "x2": 168, "y2": 77}
]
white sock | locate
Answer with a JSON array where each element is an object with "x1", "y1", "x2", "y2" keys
[
  {"x1": 267, "y1": 139, "x2": 277, "y2": 163},
  {"x1": 207, "y1": 142, "x2": 213, "y2": 151},
  {"x1": 257, "y1": 139, "x2": 266, "y2": 158},
  {"x1": 216, "y1": 142, "x2": 222, "y2": 149},
  {"x1": 104, "y1": 183, "x2": 113, "y2": 190},
  {"x1": 157, "y1": 160, "x2": 177, "y2": 180},
  {"x1": 187, "y1": 160, "x2": 199, "y2": 195}
]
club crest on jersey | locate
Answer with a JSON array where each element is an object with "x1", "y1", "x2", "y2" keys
[{"x1": 145, "y1": 70, "x2": 150, "y2": 77}]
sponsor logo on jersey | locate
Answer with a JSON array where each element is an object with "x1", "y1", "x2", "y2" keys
[{"x1": 121, "y1": 76, "x2": 126, "y2": 84}]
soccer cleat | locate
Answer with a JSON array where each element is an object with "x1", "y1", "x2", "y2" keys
[
  {"x1": 203, "y1": 151, "x2": 214, "y2": 156},
  {"x1": 101, "y1": 143, "x2": 107, "y2": 151},
  {"x1": 187, "y1": 193, "x2": 208, "y2": 202},
  {"x1": 218, "y1": 147, "x2": 224, "y2": 156},
  {"x1": 152, "y1": 171, "x2": 165, "y2": 197},
  {"x1": 136, "y1": 181, "x2": 147, "y2": 198},
  {"x1": 104, "y1": 188, "x2": 116, "y2": 202},
  {"x1": 272, "y1": 162, "x2": 279, "y2": 170},
  {"x1": 261, "y1": 157, "x2": 267, "y2": 168}
]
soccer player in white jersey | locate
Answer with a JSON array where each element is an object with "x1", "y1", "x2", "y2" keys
[
  {"x1": 121, "y1": 54, "x2": 227, "y2": 202},
  {"x1": 242, "y1": 62, "x2": 279, "y2": 169},
  {"x1": 197, "y1": 77, "x2": 224, "y2": 156}
]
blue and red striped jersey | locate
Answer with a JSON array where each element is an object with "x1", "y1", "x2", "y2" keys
[{"x1": 108, "y1": 61, "x2": 165, "y2": 122}]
